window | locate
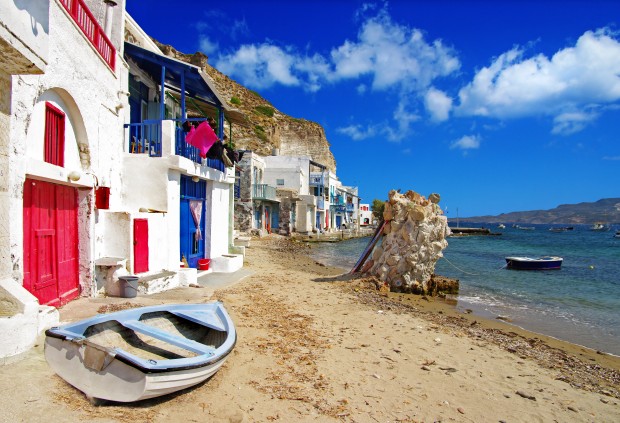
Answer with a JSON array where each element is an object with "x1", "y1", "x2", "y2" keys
[
  {"x1": 276, "y1": 179, "x2": 284, "y2": 186},
  {"x1": 44, "y1": 102, "x2": 65, "y2": 166}
]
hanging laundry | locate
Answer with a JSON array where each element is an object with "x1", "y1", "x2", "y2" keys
[
  {"x1": 206, "y1": 141, "x2": 225, "y2": 159},
  {"x1": 185, "y1": 121, "x2": 219, "y2": 158},
  {"x1": 189, "y1": 200, "x2": 203, "y2": 241}
]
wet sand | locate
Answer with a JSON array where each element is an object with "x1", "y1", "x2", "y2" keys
[{"x1": 0, "y1": 235, "x2": 618, "y2": 422}]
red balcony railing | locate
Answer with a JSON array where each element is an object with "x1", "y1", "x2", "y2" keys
[{"x1": 59, "y1": 0, "x2": 116, "y2": 70}]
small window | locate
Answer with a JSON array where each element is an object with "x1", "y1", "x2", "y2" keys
[
  {"x1": 44, "y1": 102, "x2": 65, "y2": 166},
  {"x1": 276, "y1": 179, "x2": 284, "y2": 186}
]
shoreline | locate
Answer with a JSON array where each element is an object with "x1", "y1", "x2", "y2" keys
[
  {"x1": 0, "y1": 235, "x2": 618, "y2": 422},
  {"x1": 309, "y1": 238, "x2": 620, "y2": 359}
]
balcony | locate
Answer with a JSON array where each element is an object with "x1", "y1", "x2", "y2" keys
[
  {"x1": 309, "y1": 173, "x2": 324, "y2": 187},
  {"x1": 346, "y1": 203, "x2": 355, "y2": 212},
  {"x1": 252, "y1": 184, "x2": 277, "y2": 201},
  {"x1": 59, "y1": 0, "x2": 116, "y2": 70},
  {"x1": 331, "y1": 195, "x2": 345, "y2": 206},
  {"x1": 124, "y1": 118, "x2": 225, "y2": 172},
  {"x1": 317, "y1": 198, "x2": 325, "y2": 210}
]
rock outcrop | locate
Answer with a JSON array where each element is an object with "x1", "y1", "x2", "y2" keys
[
  {"x1": 361, "y1": 190, "x2": 453, "y2": 295},
  {"x1": 153, "y1": 40, "x2": 337, "y2": 172}
]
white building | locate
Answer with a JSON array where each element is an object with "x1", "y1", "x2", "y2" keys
[
  {"x1": 1, "y1": 0, "x2": 126, "y2": 361},
  {"x1": 0, "y1": 0, "x2": 245, "y2": 363},
  {"x1": 359, "y1": 203, "x2": 373, "y2": 226},
  {"x1": 263, "y1": 154, "x2": 320, "y2": 234}
]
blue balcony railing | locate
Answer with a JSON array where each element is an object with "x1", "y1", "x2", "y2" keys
[
  {"x1": 252, "y1": 184, "x2": 277, "y2": 201},
  {"x1": 346, "y1": 203, "x2": 354, "y2": 212},
  {"x1": 174, "y1": 119, "x2": 225, "y2": 171},
  {"x1": 126, "y1": 120, "x2": 162, "y2": 156},
  {"x1": 331, "y1": 195, "x2": 345, "y2": 206},
  {"x1": 125, "y1": 119, "x2": 225, "y2": 172}
]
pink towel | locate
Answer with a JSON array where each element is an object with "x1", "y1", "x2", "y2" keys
[{"x1": 185, "y1": 122, "x2": 219, "y2": 158}]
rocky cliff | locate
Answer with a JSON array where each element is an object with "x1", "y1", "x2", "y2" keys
[{"x1": 154, "y1": 41, "x2": 337, "y2": 172}]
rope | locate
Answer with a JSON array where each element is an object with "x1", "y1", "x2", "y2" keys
[{"x1": 440, "y1": 256, "x2": 480, "y2": 276}]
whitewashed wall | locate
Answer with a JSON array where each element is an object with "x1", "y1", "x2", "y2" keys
[
  {"x1": 0, "y1": 0, "x2": 49, "y2": 73},
  {"x1": 207, "y1": 181, "x2": 233, "y2": 259},
  {"x1": 9, "y1": 0, "x2": 127, "y2": 293},
  {"x1": 263, "y1": 155, "x2": 310, "y2": 194}
]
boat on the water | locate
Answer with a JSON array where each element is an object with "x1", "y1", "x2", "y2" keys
[
  {"x1": 45, "y1": 302, "x2": 236, "y2": 403},
  {"x1": 516, "y1": 225, "x2": 535, "y2": 230},
  {"x1": 590, "y1": 223, "x2": 607, "y2": 231},
  {"x1": 498, "y1": 223, "x2": 506, "y2": 229},
  {"x1": 505, "y1": 256, "x2": 563, "y2": 270},
  {"x1": 614, "y1": 230, "x2": 620, "y2": 239},
  {"x1": 549, "y1": 226, "x2": 574, "y2": 232}
]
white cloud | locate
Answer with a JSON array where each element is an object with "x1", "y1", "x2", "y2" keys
[
  {"x1": 552, "y1": 110, "x2": 598, "y2": 135},
  {"x1": 456, "y1": 28, "x2": 620, "y2": 133},
  {"x1": 451, "y1": 135, "x2": 481, "y2": 150},
  {"x1": 199, "y1": 36, "x2": 219, "y2": 56},
  {"x1": 389, "y1": 98, "x2": 420, "y2": 140},
  {"x1": 336, "y1": 124, "x2": 378, "y2": 141},
  {"x1": 213, "y1": 5, "x2": 460, "y2": 114},
  {"x1": 215, "y1": 44, "x2": 301, "y2": 89},
  {"x1": 329, "y1": 10, "x2": 460, "y2": 91},
  {"x1": 209, "y1": 6, "x2": 463, "y2": 143},
  {"x1": 424, "y1": 87, "x2": 452, "y2": 122}
]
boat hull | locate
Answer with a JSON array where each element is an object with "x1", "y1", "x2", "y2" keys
[
  {"x1": 44, "y1": 302, "x2": 235, "y2": 402},
  {"x1": 505, "y1": 256, "x2": 563, "y2": 270},
  {"x1": 45, "y1": 336, "x2": 228, "y2": 402}
]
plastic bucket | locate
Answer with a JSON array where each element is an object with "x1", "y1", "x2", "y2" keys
[
  {"x1": 197, "y1": 259, "x2": 211, "y2": 271},
  {"x1": 118, "y1": 275, "x2": 139, "y2": 298}
]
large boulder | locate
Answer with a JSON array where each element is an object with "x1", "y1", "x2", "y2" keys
[{"x1": 365, "y1": 190, "x2": 453, "y2": 295}]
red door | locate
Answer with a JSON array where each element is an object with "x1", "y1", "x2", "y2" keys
[
  {"x1": 23, "y1": 179, "x2": 79, "y2": 306},
  {"x1": 133, "y1": 218, "x2": 149, "y2": 273}
]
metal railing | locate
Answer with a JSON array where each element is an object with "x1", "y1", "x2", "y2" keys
[{"x1": 59, "y1": 0, "x2": 116, "y2": 70}]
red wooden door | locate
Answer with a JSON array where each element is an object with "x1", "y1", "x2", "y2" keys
[
  {"x1": 133, "y1": 218, "x2": 149, "y2": 273},
  {"x1": 23, "y1": 179, "x2": 79, "y2": 306}
]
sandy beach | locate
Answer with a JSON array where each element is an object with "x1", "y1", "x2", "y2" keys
[{"x1": 1, "y1": 235, "x2": 619, "y2": 422}]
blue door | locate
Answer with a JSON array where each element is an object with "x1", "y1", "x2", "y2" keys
[
  {"x1": 336, "y1": 215, "x2": 342, "y2": 228},
  {"x1": 272, "y1": 206, "x2": 279, "y2": 230},
  {"x1": 180, "y1": 176, "x2": 206, "y2": 268}
]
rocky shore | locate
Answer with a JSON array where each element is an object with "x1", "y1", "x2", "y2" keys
[{"x1": 0, "y1": 236, "x2": 618, "y2": 422}]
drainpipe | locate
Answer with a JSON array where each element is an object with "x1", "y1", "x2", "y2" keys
[{"x1": 103, "y1": 0, "x2": 118, "y2": 39}]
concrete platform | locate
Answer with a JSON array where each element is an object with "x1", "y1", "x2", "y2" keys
[{"x1": 197, "y1": 268, "x2": 254, "y2": 290}]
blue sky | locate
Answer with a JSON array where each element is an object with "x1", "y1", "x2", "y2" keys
[{"x1": 126, "y1": 0, "x2": 619, "y2": 217}]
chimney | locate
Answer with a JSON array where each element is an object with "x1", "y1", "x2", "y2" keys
[{"x1": 103, "y1": 0, "x2": 118, "y2": 39}]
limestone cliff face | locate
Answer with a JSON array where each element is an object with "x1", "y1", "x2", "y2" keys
[{"x1": 154, "y1": 41, "x2": 337, "y2": 172}]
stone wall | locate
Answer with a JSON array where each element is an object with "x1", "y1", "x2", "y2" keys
[
  {"x1": 361, "y1": 190, "x2": 451, "y2": 294},
  {"x1": 276, "y1": 189, "x2": 297, "y2": 236}
]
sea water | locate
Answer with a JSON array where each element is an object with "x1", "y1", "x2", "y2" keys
[{"x1": 309, "y1": 224, "x2": 620, "y2": 356}]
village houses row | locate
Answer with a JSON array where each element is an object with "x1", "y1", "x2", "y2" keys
[{"x1": 0, "y1": 0, "x2": 371, "y2": 362}]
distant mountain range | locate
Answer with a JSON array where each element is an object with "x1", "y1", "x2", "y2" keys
[{"x1": 452, "y1": 198, "x2": 620, "y2": 225}]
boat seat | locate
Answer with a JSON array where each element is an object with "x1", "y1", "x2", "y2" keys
[
  {"x1": 120, "y1": 320, "x2": 216, "y2": 355},
  {"x1": 172, "y1": 310, "x2": 226, "y2": 332}
]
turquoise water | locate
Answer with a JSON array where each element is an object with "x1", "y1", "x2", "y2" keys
[{"x1": 309, "y1": 224, "x2": 620, "y2": 356}]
